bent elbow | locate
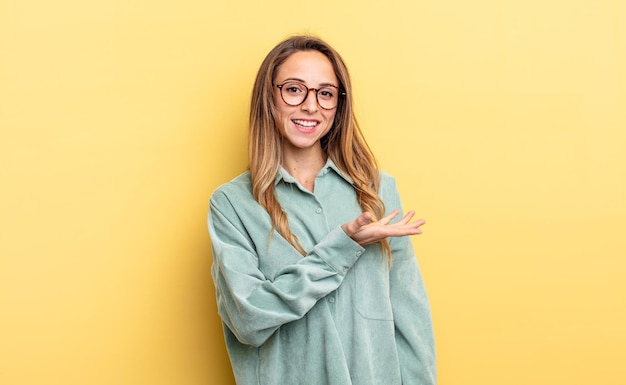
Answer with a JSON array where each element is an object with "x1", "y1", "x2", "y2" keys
[{"x1": 229, "y1": 322, "x2": 275, "y2": 348}]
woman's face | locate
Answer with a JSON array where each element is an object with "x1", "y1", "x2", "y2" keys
[{"x1": 273, "y1": 50, "x2": 339, "y2": 154}]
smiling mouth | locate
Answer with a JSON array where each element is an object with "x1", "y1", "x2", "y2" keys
[{"x1": 292, "y1": 119, "x2": 319, "y2": 129}]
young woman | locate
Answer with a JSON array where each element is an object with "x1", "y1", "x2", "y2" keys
[{"x1": 208, "y1": 35, "x2": 436, "y2": 385}]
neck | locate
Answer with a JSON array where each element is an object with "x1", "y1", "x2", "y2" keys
[{"x1": 282, "y1": 145, "x2": 327, "y2": 192}]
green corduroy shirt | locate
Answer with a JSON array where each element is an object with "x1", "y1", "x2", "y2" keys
[{"x1": 208, "y1": 159, "x2": 436, "y2": 385}]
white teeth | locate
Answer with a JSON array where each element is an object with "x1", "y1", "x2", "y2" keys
[{"x1": 293, "y1": 119, "x2": 317, "y2": 127}]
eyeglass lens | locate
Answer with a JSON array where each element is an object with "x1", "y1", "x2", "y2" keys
[{"x1": 279, "y1": 82, "x2": 339, "y2": 109}]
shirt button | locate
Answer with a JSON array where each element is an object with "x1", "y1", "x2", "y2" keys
[
  {"x1": 328, "y1": 297, "x2": 335, "y2": 303},
  {"x1": 356, "y1": 250, "x2": 363, "y2": 256},
  {"x1": 315, "y1": 207, "x2": 322, "y2": 214}
]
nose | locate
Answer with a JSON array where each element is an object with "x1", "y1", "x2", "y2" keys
[{"x1": 300, "y1": 88, "x2": 319, "y2": 112}]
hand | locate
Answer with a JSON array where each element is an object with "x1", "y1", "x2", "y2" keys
[{"x1": 341, "y1": 210, "x2": 425, "y2": 247}]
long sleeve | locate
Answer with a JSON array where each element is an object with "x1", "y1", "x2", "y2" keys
[
  {"x1": 389, "y1": 245, "x2": 437, "y2": 384},
  {"x1": 382, "y1": 176, "x2": 437, "y2": 384},
  {"x1": 209, "y1": 189, "x2": 365, "y2": 347}
]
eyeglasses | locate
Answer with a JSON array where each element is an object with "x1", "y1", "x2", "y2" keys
[{"x1": 275, "y1": 81, "x2": 345, "y2": 110}]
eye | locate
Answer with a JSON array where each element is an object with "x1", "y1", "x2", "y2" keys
[
  {"x1": 318, "y1": 88, "x2": 336, "y2": 100},
  {"x1": 283, "y1": 83, "x2": 305, "y2": 94}
]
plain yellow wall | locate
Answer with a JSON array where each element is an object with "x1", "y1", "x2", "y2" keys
[{"x1": 1, "y1": 0, "x2": 624, "y2": 384}]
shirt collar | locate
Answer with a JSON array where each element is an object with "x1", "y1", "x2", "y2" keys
[{"x1": 275, "y1": 158, "x2": 354, "y2": 186}]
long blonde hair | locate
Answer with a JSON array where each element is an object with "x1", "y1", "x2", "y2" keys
[{"x1": 249, "y1": 35, "x2": 390, "y2": 257}]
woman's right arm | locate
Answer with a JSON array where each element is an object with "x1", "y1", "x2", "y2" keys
[{"x1": 209, "y1": 191, "x2": 364, "y2": 347}]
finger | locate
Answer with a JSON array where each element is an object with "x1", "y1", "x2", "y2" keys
[
  {"x1": 389, "y1": 224, "x2": 424, "y2": 236},
  {"x1": 377, "y1": 210, "x2": 400, "y2": 225},
  {"x1": 388, "y1": 218, "x2": 425, "y2": 236},
  {"x1": 398, "y1": 220, "x2": 425, "y2": 233},
  {"x1": 405, "y1": 218, "x2": 425, "y2": 228},
  {"x1": 394, "y1": 211, "x2": 416, "y2": 225}
]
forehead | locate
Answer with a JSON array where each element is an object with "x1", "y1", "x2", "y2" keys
[{"x1": 275, "y1": 50, "x2": 338, "y2": 85}]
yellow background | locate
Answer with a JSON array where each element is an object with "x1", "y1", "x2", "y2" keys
[{"x1": 1, "y1": 0, "x2": 624, "y2": 384}]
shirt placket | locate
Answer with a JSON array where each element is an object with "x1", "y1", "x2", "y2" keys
[{"x1": 311, "y1": 175, "x2": 341, "y2": 315}]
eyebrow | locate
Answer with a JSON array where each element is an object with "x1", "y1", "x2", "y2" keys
[{"x1": 279, "y1": 77, "x2": 339, "y2": 88}]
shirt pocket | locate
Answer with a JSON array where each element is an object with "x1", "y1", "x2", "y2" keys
[{"x1": 354, "y1": 256, "x2": 394, "y2": 321}]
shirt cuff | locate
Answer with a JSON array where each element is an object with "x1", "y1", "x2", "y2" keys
[{"x1": 309, "y1": 226, "x2": 365, "y2": 276}]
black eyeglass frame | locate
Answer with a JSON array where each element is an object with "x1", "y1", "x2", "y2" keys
[{"x1": 275, "y1": 82, "x2": 347, "y2": 110}]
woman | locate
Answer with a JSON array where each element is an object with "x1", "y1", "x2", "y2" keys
[{"x1": 208, "y1": 35, "x2": 436, "y2": 385}]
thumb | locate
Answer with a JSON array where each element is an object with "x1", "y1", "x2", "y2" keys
[{"x1": 357, "y1": 212, "x2": 373, "y2": 227}]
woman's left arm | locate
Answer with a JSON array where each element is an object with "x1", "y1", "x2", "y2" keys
[
  {"x1": 382, "y1": 175, "x2": 437, "y2": 385},
  {"x1": 389, "y1": 238, "x2": 436, "y2": 385}
]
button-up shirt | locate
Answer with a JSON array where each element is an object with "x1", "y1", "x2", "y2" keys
[{"x1": 208, "y1": 159, "x2": 436, "y2": 385}]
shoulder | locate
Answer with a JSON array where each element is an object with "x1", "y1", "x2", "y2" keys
[
  {"x1": 210, "y1": 171, "x2": 254, "y2": 208},
  {"x1": 377, "y1": 170, "x2": 403, "y2": 209},
  {"x1": 379, "y1": 170, "x2": 396, "y2": 185},
  {"x1": 378, "y1": 170, "x2": 399, "y2": 194},
  {"x1": 209, "y1": 171, "x2": 272, "y2": 234}
]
